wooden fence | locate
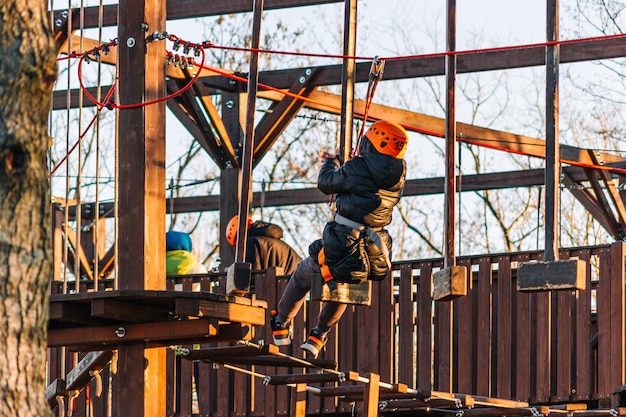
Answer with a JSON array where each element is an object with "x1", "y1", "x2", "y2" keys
[{"x1": 48, "y1": 242, "x2": 626, "y2": 416}]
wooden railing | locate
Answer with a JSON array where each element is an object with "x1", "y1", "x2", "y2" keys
[{"x1": 48, "y1": 242, "x2": 626, "y2": 416}]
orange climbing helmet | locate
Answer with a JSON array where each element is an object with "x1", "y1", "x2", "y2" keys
[
  {"x1": 226, "y1": 215, "x2": 253, "y2": 247},
  {"x1": 364, "y1": 120, "x2": 409, "y2": 159}
]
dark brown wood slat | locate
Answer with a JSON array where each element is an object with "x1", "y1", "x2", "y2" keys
[
  {"x1": 609, "y1": 242, "x2": 626, "y2": 406},
  {"x1": 554, "y1": 281, "x2": 574, "y2": 401},
  {"x1": 533, "y1": 290, "x2": 551, "y2": 403},
  {"x1": 434, "y1": 294, "x2": 452, "y2": 391},
  {"x1": 515, "y1": 253, "x2": 532, "y2": 402},
  {"x1": 455, "y1": 259, "x2": 473, "y2": 393},
  {"x1": 378, "y1": 269, "x2": 394, "y2": 382},
  {"x1": 398, "y1": 264, "x2": 414, "y2": 385},
  {"x1": 574, "y1": 249, "x2": 593, "y2": 401},
  {"x1": 476, "y1": 257, "x2": 492, "y2": 396},
  {"x1": 496, "y1": 256, "x2": 513, "y2": 399},
  {"x1": 597, "y1": 246, "x2": 613, "y2": 403},
  {"x1": 417, "y1": 263, "x2": 433, "y2": 388}
]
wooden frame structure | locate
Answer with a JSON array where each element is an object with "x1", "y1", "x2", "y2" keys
[{"x1": 47, "y1": 1, "x2": 626, "y2": 416}]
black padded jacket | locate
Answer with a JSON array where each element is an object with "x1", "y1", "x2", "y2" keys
[{"x1": 310, "y1": 149, "x2": 406, "y2": 283}]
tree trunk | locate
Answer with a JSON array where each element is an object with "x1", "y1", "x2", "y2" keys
[{"x1": 0, "y1": 1, "x2": 57, "y2": 416}]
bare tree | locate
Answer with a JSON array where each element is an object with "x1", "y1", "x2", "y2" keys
[{"x1": 0, "y1": 1, "x2": 57, "y2": 416}]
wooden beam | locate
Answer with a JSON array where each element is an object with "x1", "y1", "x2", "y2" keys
[
  {"x1": 65, "y1": 350, "x2": 115, "y2": 390},
  {"x1": 174, "y1": 297, "x2": 265, "y2": 326},
  {"x1": 57, "y1": 164, "x2": 626, "y2": 215},
  {"x1": 253, "y1": 68, "x2": 318, "y2": 164},
  {"x1": 47, "y1": 318, "x2": 219, "y2": 348},
  {"x1": 51, "y1": 0, "x2": 344, "y2": 30}
]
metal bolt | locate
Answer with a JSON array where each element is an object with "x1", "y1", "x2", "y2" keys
[
  {"x1": 226, "y1": 100, "x2": 234, "y2": 109},
  {"x1": 61, "y1": 11, "x2": 68, "y2": 18},
  {"x1": 115, "y1": 327, "x2": 126, "y2": 338},
  {"x1": 140, "y1": 22, "x2": 149, "y2": 32},
  {"x1": 305, "y1": 68, "x2": 312, "y2": 75},
  {"x1": 55, "y1": 19, "x2": 62, "y2": 27},
  {"x1": 126, "y1": 37, "x2": 135, "y2": 48},
  {"x1": 299, "y1": 76, "x2": 306, "y2": 83}
]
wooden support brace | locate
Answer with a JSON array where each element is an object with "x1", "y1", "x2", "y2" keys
[
  {"x1": 292, "y1": 383, "x2": 307, "y2": 417},
  {"x1": 517, "y1": 259, "x2": 586, "y2": 291},
  {"x1": 363, "y1": 373, "x2": 380, "y2": 417},
  {"x1": 432, "y1": 265, "x2": 468, "y2": 301},
  {"x1": 46, "y1": 378, "x2": 67, "y2": 409},
  {"x1": 311, "y1": 274, "x2": 371, "y2": 305},
  {"x1": 65, "y1": 350, "x2": 115, "y2": 391}
]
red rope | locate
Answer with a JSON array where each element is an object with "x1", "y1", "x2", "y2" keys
[{"x1": 50, "y1": 83, "x2": 116, "y2": 175}]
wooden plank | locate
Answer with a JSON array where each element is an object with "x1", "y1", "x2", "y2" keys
[
  {"x1": 534, "y1": 291, "x2": 551, "y2": 403},
  {"x1": 51, "y1": 0, "x2": 344, "y2": 30},
  {"x1": 363, "y1": 373, "x2": 380, "y2": 417},
  {"x1": 46, "y1": 378, "x2": 67, "y2": 409},
  {"x1": 455, "y1": 261, "x2": 473, "y2": 393},
  {"x1": 518, "y1": 259, "x2": 587, "y2": 291},
  {"x1": 292, "y1": 383, "x2": 307, "y2": 417},
  {"x1": 496, "y1": 256, "x2": 512, "y2": 399},
  {"x1": 597, "y1": 247, "x2": 612, "y2": 401},
  {"x1": 398, "y1": 264, "x2": 415, "y2": 385},
  {"x1": 417, "y1": 263, "x2": 433, "y2": 388},
  {"x1": 91, "y1": 298, "x2": 171, "y2": 322},
  {"x1": 48, "y1": 319, "x2": 219, "y2": 348},
  {"x1": 609, "y1": 242, "x2": 626, "y2": 407},
  {"x1": 433, "y1": 265, "x2": 467, "y2": 301},
  {"x1": 175, "y1": 298, "x2": 265, "y2": 326},
  {"x1": 65, "y1": 350, "x2": 114, "y2": 390},
  {"x1": 554, "y1": 284, "x2": 573, "y2": 401},
  {"x1": 476, "y1": 257, "x2": 492, "y2": 396},
  {"x1": 514, "y1": 254, "x2": 532, "y2": 401},
  {"x1": 434, "y1": 297, "x2": 453, "y2": 391},
  {"x1": 574, "y1": 249, "x2": 593, "y2": 401},
  {"x1": 310, "y1": 274, "x2": 372, "y2": 305},
  {"x1": 378, "y1": 269, "x2": 394, "y2": 382}
]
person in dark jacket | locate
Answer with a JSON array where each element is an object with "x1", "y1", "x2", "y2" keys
[
  {"x1": 270, "y1": 120, "x2": 409, "y2": 358},
  {"x1": 226, "y1": 215, "x2": 302, "y2": 275}
]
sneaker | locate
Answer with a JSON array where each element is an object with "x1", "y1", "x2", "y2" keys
[
  {"x1": 300, "y1": 328, "x2": 327, "y2": 359},
  {"x1": 270, "y1": 310, "x2": 292, "y2": 346}
]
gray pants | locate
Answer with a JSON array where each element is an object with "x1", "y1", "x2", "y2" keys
[{"x1": 277, "y1": 256, "x2": 347, "y2": 334}]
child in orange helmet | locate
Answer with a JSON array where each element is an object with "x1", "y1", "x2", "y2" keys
[
  {"x1": 226, "y1": 215, "x2": 301, "y2": 275},
  {"x1": 271, "y1": 120, "x2": 409, "y2": 358}
]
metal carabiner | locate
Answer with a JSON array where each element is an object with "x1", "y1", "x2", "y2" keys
[{"x1": 369, "y1": 55, "x2": 385, "y2": 82}]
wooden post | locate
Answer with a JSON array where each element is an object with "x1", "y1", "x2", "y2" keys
[
  {"x1": 339, "y1": 0, "x2": 357, "y2": 162},
  {"x1": 432, "y1": 0, "x2": 467, "y2": 302},
  {"x1": 517, "y1": 0, "x2": 585, "y2": 292},
  {"x1": 116, "y1": 0, "x2": 167, "y2": 415}
]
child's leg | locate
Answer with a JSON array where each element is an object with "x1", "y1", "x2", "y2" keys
[
  {"x1": 315, "y1": 302, "x2": 348, "y2": 334},
  {"x1": 276, "y1": 256, "x2": 317, "y2": 322}
]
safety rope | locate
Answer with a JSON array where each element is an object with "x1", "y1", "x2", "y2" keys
[{"x1": 354, "y1": 56, "x2": 385, "y2": 156}]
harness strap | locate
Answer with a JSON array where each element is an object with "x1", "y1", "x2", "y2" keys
[
  {"x1": 334, "y1": 214, "x2": 392, "y2": 270},
  {"x1": 317, "y1": 248, "x2": 337, "y2": 291}
]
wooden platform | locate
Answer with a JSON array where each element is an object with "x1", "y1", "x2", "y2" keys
[{"x1": 48, "y1": 289, "x2": 267, "y2": 350}]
